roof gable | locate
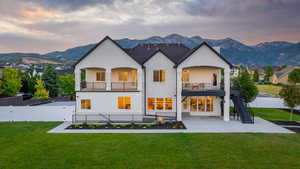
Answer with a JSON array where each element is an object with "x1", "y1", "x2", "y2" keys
[
  {"x1": 74, "y1": 36, "x2": 140, "y2": 67},
  {"x1": 175, "y1": 42, "x2": 233, "y2": 68}
]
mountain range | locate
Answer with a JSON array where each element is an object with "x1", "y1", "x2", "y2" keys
[{"x1": 1, "y1": 34, "x2": 300, "y2": 66}]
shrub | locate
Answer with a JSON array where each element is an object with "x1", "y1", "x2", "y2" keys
[{"x1": 34, "y1": 79, "x2": 49, "y2": 99}]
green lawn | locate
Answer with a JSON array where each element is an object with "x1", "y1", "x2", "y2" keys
[
  {"x1": 256, "y1": 84, "x2": 282, "y2": 97},
  {"x1": 0, "y1": 122, "x2": 300, "y2": 169},
  {"x1": 251, "y1": 108, "x2": 300, "y2": 121}
]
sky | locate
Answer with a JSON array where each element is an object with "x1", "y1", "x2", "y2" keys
[{"x1": 0, "y1": 0, "x2": 300, "y2": 53}]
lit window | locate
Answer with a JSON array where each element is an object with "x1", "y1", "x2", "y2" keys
[
  {"x1": 148, "y1": 98, "x2": 155, "y2": 110},
  {"x1": 153, "y1": 70, "x2": 165, "y2": 82},
  {"x1": 118, "y1": 72, "x2": 128, "y2": 81},
  {"x1": 118, "y1": 96, "x2": 131, "y2": 109},
  {"x1": 156, "y1": 98, "x2": 164, "y2": 110},
  {"x1": 182, "y1": 98, "x2": 189, "y2": 110},
  {"x1": 96, "y1": 71, "x2": 105, "y2": 81},
  {"x1": 182, "y1": 70, "x2": 189, "y2": 82},
  {"x1": 206, "y1": 96, "x2": 214, "y2": 112},
  {"x1": 81, "y1": 99, "x2": 91, "y2": 109},
  {"x1": 197, "y1": 96, "x2": 206, "y2": 112},
  {"x1": 165, "y1": 98, "x2": 172, "y2": 110},
  {"x1": 190, "y1": 97, "x2": 197, "y2": 112}
]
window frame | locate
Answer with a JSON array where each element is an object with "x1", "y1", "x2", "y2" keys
[
  {"x1": 96, "y1": 71, "x2": 105, "y2": 81},
  {"x1": 153, "y1": 70, "x2": 166, "y2": 82},
  {"x1": 81, "y1": 99, "x2": 91, "y2": 110},
  {"x1": 118, "y1": 96, "x2": 131, "y2": 110}
]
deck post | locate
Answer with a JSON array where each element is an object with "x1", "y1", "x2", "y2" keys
[
  {"x1": 176, "y1": 69, "x2": 182, "y2": 121},
  {"x1": 223, "y1": 68, "x2": 230, "y2": 121}
]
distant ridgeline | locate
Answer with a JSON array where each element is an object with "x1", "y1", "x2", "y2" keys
[{"x1": 1, "y1": 34, "x2": 300, "y2": 66}]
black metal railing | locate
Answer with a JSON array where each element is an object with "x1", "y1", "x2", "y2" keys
[
  {"x1": 73, "y1": 113, "x2": 145, "y2": 123},
  {"x1": 72, "y1": 112, "x2": 177, "y2": 124},
  {"x1": 182, "y1": 83, "x2": 220, "y2": 91},
  {"x1": 111, "y1": 82, "x2": 137, "y2": 91},
  {"x1": 80, "y1": 81, "x2": 106, "y2": 91}
]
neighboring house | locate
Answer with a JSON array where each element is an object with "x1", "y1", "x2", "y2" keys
[
  {"x1": 74, "y1": 36, "x2": 232, "y2": 122},
  {"x1": 271, "y1": 66, "x2": 300, "y2": 85},
  {"x1": 230, "y1": 65, "x2": 240, "y2": 77}
]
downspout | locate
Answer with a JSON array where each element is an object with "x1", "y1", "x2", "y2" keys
[
  {"x1": 175, "y1": 68, "x2": 178, "y2": 121},
  {"x1": 143, "y1": 67, "x2": 147, "y2": 115}
]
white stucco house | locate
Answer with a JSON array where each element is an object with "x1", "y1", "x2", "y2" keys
[{"x1": 74, "y1": 36, "x2": 236, "y2": 123}]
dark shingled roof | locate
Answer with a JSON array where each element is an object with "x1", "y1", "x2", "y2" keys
[
  {"x1": 74, "y1": 36, "x2": 233, "y2": 68},
  {"x1": 125, "y1": 43, "x2": 191, "y2": 64}
]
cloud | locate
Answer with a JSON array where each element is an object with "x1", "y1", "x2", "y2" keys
[
  {"x1": 0, "y1": 0, "x2": 299, "y2": 53},
  {"x1": 19, "y1": 0, "x2": 130, "y2": 11}
]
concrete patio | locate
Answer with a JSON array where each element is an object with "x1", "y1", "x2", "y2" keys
[{"x1": 48, "y1": 117, "x2": 294, "y2": 133}]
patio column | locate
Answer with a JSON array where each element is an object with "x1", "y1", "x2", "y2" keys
[
  {"x1": 75, "y1": 68, "x2": 81, "y2": 91},
  {"x1": 137, "y1": 69, "x2": 142, "y2": 91},
  {"x1": 176, "y1": 68, "x2": 182, "y2": 121},
  {"x1": 223, "y1": 68, "x2": 230, "y2": 121},
  {"x1": 106, "y1": 69, "x2": 111, "y2": 90}
]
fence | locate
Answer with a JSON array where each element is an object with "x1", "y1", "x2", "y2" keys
[
  {"x1": 0, "y1": 106, "x2": 74, "y2": 122},
  {"x1": 249, "y1": 97, "x2": 300, "y2": 110}
]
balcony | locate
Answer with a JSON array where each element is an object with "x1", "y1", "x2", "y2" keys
[
  {"x1": 81, "y1": 81, "x2": 106, "y2": 91},
  {"x1": 111, "y1": 82, "x2": 137, "y2": 91},
  {"x1": 182, "y1": 83, "x2": 221, "y2": 91}
]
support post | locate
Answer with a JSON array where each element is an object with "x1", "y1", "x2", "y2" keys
[
  {"x1": 176, "y1": 69, "x2": 182, "y2": 121},
  {"x1": 223, "y1": 68, "x2": 230, "y2": 121}
]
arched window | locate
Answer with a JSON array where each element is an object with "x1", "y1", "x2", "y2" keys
[{"x1": 213, "y1": 73, "x2": 217, "y2": 86}]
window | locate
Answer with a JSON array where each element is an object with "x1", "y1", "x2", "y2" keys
[
  {"x1": 213, "y1": 73, "x2": 217, "y2": 86},
  {"x1": 165, "y1": 98, "x2": 172, "y2": 110},
  {"x1": 81, "y1": 99, "x2": 91, "y2": 109},
  {"x1": 197, "y1": 96, "x2": 206, "y2": 112},
  {"x1": 182, "y1": 70, "x2": 189, "y2": 82},
  {"x1": 118, "y1": 96, "x2": 131, "y2": 109},
  {"x1": 190, "y1": 97, "x2": 197, "y2": 112},
  {"x1": 118, "y1": 72, "x2": 128, "y2": 81},
  {"x1": 206, "y1": 96, "x2": 213, "y2": 112},
  {"x1": 148, "y1": 98, "x2": 155, "y2": 110},
  {"x1": 156, "y1": 98, "x2": 164, "y2": 110},
  {"x1": 96, "y1": 71, "x2": 105, "y2": 81},
  {"x1": 153, "y1": 70, "x2": 165, "y2": 82}
]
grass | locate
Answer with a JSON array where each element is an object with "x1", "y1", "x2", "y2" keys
[
  {"x1": 256, "y1": 84, "x2": 282, "y2": 97},
  {"x1": 251, "y1": 108, "x2": 300, "y2": 121},
  {"x1": 0, "y1": 122, "x2": 300, "y2": 169}
]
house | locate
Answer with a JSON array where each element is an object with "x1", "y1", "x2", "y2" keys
[
  {"x1": 271, "y1": 66, "x2": 299, "y2": 85},
  {"x1": 74, "y1": 36, "x2": 233, "y2": 123},
  {"x1": 230, "y1": 65, "x2": 240, "y2": 78}
]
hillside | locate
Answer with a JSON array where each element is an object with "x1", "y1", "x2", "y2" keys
[{"x1": 1, "y1": 34, "x2": 300, "y2": 66}]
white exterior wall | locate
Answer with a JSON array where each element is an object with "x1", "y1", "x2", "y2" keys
[
  {"x1": 177, "y1": 45, "x2": 231, "y2": 121},
  {"x1": 86, "y1": 68, "x2": 105, "y2": 82},
  {"x1": 76, "y1": 92, "x2": 142, "y2": 114},
  {"x1": 74, "y1": 38, "x2": 142, "y2": 91},
  {"x1": 144, "y1": 52, "x2": 176, "y2": 113}
]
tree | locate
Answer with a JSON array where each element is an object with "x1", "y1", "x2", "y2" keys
[
  {"x1": 264, "y1": 66, "x2": 274, "y2": 82},
  {"x1": 59, "y1": 74, "x2": 75, "y2": 100},
  {"x1": 288, "y1": 68, "x2": 300, "y2": 84},
  {"x1": 34, "y1": 79, "x2": 49, "y2": 99},
  {"x1": 20, "y1": 72, "x2": 36, "y2": 94},
  {"x1": 253, "y1": 70, "x2": 259, "y2": 82},
  {"x1": 42, "y1": 65, "x2": 59, "y2": 97},
  {"x1": 232, "y1": 71, "x2": 259, "y2": 103},
  {"x1": 0, "y1": 67, "x2": 22, "y2": 96},
  {"x1": 279, "y1": 85, "x2": 300, "y2": 120}
]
